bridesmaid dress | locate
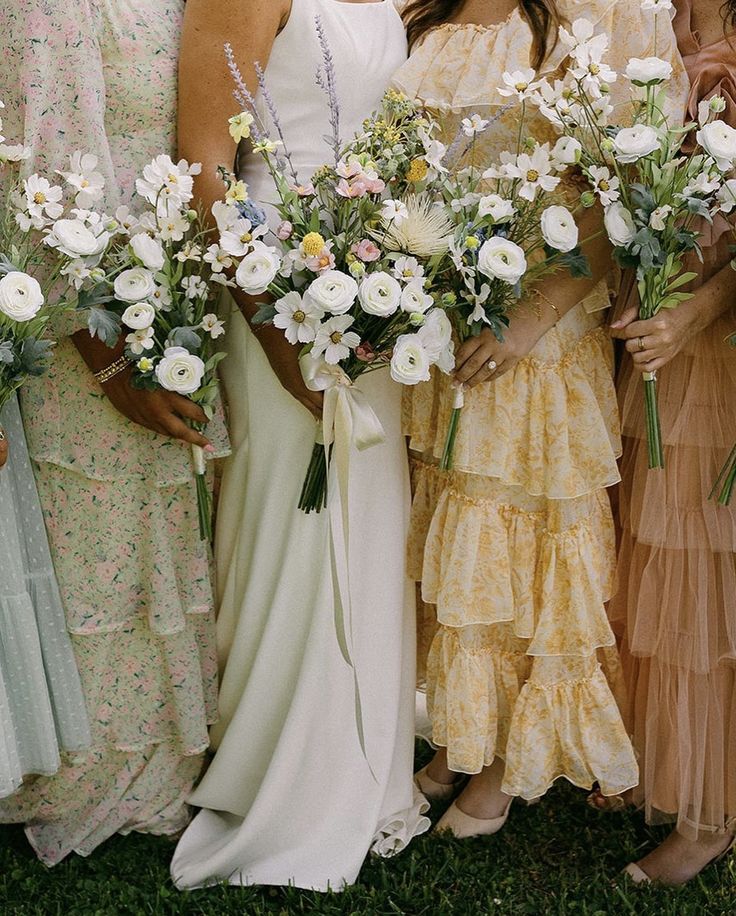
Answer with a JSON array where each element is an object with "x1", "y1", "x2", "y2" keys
[
  {"x1": 610, "y1": 0, "x2": 736, "y2": 841},
  {"x1": 171, "y1": 0, "x2": 429, "y2": 893},
  {"x1": 0, "y1": 397, "x2": 90, "y2": 799}
]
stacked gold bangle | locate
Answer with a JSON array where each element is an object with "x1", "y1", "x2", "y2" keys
[{"x1": 94, "y1": 355, "x2": 130, "y2": 385}]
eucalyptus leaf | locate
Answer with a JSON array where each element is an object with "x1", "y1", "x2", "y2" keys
[
  {"x1": 167, "y1": 327, "x2": 202, "y2": 351},
  {"x1": 251, "y1": 301, "x2": 277, "y2": 326}
]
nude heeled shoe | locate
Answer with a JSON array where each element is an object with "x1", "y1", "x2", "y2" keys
[
  {"x1": 413, "y1": 765, "x2": 459, "y2": 802},
  {"x1": 623, "y1": 835, "x2": 736, "y2": 886},
  {"x1": 434, "y1": 799, "x2": 513, "y2": 839}
]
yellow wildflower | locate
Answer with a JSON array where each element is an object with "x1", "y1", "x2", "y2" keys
[
  {"x1": 407, "y1": 158, "x2": 429, "y2": 183},
  {"x1": 302, "y1": 232, "x2": 326, "y2": 257},
  {"x1": 228, "y1": 111, "x2": 254, "y2": 143}
]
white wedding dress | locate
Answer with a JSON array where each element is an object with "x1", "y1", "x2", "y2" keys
[{"x1": 171, "y1": 0, "x2": 429, "y2": 893}]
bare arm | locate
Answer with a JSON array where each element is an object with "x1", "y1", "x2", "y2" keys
[
  {"x1": 454, "y1": 206, "x2": 613, "y2": 387},
  {"x1": 179, "y1": 0, "x2": 322, "y2": 418},
  {"x1": 0, "y1": 424, "x2": 7, "y2": 469}
]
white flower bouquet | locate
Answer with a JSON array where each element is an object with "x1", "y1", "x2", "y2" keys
[
  {"x1": 226, "y1": 35, "x2": 454, "y2": 512},
  {"x1": 0, "y1": 100, "x2": 84, "y2": 411},
  {"x1": 48, "y1": 153, "x2": 253, "y2": 539},
  {"x1": 531, "y1": 10, "x2": 736, "y2": 469},
  {"x1": 432, "y1": 92, "x2": 590, "y2": 470}
]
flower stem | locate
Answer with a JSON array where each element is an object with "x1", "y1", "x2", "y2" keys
[
  {"x1": 195, "y1": 471, "x2": 212, "y2": 541},
  {"x1": 643, "y1": 373, "x2": 664, "y2": 470},
  {"x1": 710, "y1": 441, "x2": 736, "y2": 506},
  {"x1": 440, "y1": 406, "x2": 462, "y2": 472},
  {"x1": 298, "y1": 443, "x2": 330, "y2": 513}
]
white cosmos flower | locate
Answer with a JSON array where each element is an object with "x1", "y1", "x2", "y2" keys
[
  {"x1": 588, "y1": 165, "x2": 621, "y2": 205},
  {"x1": 201, "y1": 313, "x2": 226, "y2": 339},
  {"x1": 563, "y1": 23, "x2": 617, "y2": 96},
  {"x1": 0, "y1": 144, "x2": 31, "y2": 163},
  {"x1": 307, "y1": 270, "x2": 358, "y2": 316},
  {"x1": 155, "y1": 347, "x2": 205, "y2": 394},
  {"x1": 613, "y1": 125, "x2": 661, "y2": 163},
  {"x1": 57, "y1": 151, "x2": 105, "y2": 207},
  {"x1": 312, "y1": 315, "x2": 361, "y2": 365},
  {"x1": 61, "y1": 259, "x2": 92, "y2": 290},
  {"x1": 551, "y1": 136, "x2": 582, "y2": 168},
  {"x1": 114, "y1": 206, "x2": 140, "y2": 234},
  {"x1": 540, "y1": 206, "x2": 579, "y2": 252},
  {"x1": 273, "y1": 291, "x2": 322, "y2": 345},
  {"x1": 390, "y1": 334, "x2": 432, "y2": 385},
  {"x1": 378, "y1": 194, "x2": 453, "y2": 257},
  {"x1": 417, "y1": 308, "x2": 454, "y2": 370},
  {"x1": 559, "y1": 17, "x2": 596, "y2": 49},
  {"x1": 604, "y1": 201, "x2": 637, "y2": 246},
  {"x1": 155, "y1": 212, "x2": 190, "y2": 243},
  {"x1": 114, "y1": 267, "x2": 156, "y2": 303},
  {"x1": 135, "y1": 155, "x2": 200, "y2": 213},
  {"x1": 203, "y1": 243, "x2": 233, "y2": 273},
  {"x1": 122, "y1": 302, "x2": 156, "y2": 330},
  {"x1": 45, "y1": 218, "x2": 109, "y2": 258},
  {"x1": 649, "y1": 204, "x2": 673, "y2": 231},
  {"x1": 211, "y1": 199, "x2": 242, "y2": 233},
  {"x1": 130, "y1": 233, "x2": 165, "y2": 271},
  {"x1": 392, "y1": 256, "x2": 425, "y2": 282},
  {"x1": 358, "y1": 272, "x2": 402, "y2": 317},
  {"x1": 477, "y1": 237, "x2": 527, "y2": 284},
  {"x1": 717, "y1": 178, "x2": 736, "y2": 213},
  {"x1": 219, "y1": 218, "x2": 263, "y2": 257},
  {"x1": 126, "y1": 327, "x2": 155, "y2": 355},
  {"x1": 235, "y1": 242, "x2": 281, "y2": 295},
  {"x1": 182, "y1": 275, "x2": 208, "y2": 300},
  {"x1": 418, "y1": 127, "x2": 448, "y2": 175},
  {"x1": 681, "y1": 170, "x2": 721, "y2": 198},
  {"x1": 504, "y1": 145, "x2": 560, "y2": 201},
  {"x1": 400, "y1": 279, "x2": 434, "y2": 315},
  {"x1": 498, "y1": 68, "x2": 539, "y2": 102},
  {"x1": 23, "y1": 175, "x2": 64, "y2": 221},
  {"x1": 0, "y1": 271, "x2": 44, "y2": 322},
  {"x1": 478, "y1": 194, "x2": 516, "y2": 223},
  {"x1": 461, "y1": 114, "x2": 490, "y2": 136},
  {"x1": 381, "y1": 199, "x2": 409, "y2": 226},
  {"x1": 696, "y1": 120, "x2": 736, "y2": 171},
  {"x1": 625, "y1": 57, "x2": 673, "y2": 85}
]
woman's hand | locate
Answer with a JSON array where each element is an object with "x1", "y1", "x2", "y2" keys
[
  {"x1": 0, "y1": 426, "x2": 7, "y2": 469},
  {"x1": 252, "y1": 324, "x2": 323, "y2": 419},
  {"x1": 453, "y1": 310, "x2": 550, "y2": 389},
  {"x1": 610, "y1": 304, "x2": 699, "y2": 374},
  {"x1": 102, "y1": 366, "x2": 211, "y2": 447}
]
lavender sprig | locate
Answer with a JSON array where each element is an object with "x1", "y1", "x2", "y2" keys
[
  {"x1": 224, "y1": 43, "x2": 265, "y2": 143},
  {"x1": 254, "y1": 63, "x2": 299, "y2": 183},
  {"x1": 314, "y1": 15, "x2": 342, "y2": 167}
]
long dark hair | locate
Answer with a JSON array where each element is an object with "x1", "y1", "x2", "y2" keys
[{"x1": 402, "y1": 1, "x2": 561, "y2": 69}]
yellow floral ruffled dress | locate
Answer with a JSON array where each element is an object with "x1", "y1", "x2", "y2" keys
[{"x1": 392, "y1": 0, "x2": 689, "y2": 800}]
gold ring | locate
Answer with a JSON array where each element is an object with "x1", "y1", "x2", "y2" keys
[{"x1": 638, "y1": 337, "x2": 645, "y2": 352}]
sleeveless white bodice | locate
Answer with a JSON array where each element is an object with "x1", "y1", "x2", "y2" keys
[{"x1": 241, "y1": 0, "x2": 407, "y2": 208}]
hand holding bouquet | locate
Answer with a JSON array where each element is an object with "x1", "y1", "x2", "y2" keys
[{"x1": 531, "y1": 11, "x2": 736, "y2": 469}]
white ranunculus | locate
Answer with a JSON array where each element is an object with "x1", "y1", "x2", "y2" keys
[
  {"x1": 307, "y1": 270, "x2": 359, "y2": 315},
  {"x1": 121, "y1": 302, "x2": 156, "y2": 330},
  {"x1": 477, "y1": 194, "x2": 516, "y2": 223},
  {"x1": 625, "y1": 56, "x2": 673, "y2": 85},
  {"x1": 717, "y1": 178, "x2": 736, "y2": 213},
  {"x1": 390, "y1": 334, "x2": 432, "y2": 386},
  {"x1": 0, "y1": 271, "x2": 44, "y2": 322},
  {"x1": 540, "y1": 205, "x2": 579, "y2": 253},
  {"x1": 234, "y1": 242, "x2": 281, "y2": 295},
  {"x1": 477, "y1": 237, "x2": 527, "y2": 285},
  {"x1": 358, "y1": 271, "x2": 402, "y2": 317},
  {"x1": 130, "y1": 233, "x2": 165, "y2": 271},
  {"x1": 612, "y1": 125, "x2": 661, "y2": 163},
  {"x1": 114, "y1": 267, "x2": 156, "y2": 303},
  {"x1": 49, "y1": 218, "x2": 107, "y2": 258},
  {"x1": 400, "y1": 279, "x2": 434, "y2": 315},
  {"x1": 604, "y1": 201, "x2": 637, "y2": 246},
  {"x1": 696, "y1": 120, "x2": 736, "y2": 171},
  {"x1": 551, "y1": 136, "x2": 582, "y2": 166},
  {"x1": 417, "y1": 308, "x2": 453, "y2": 364},
  {"x1": 155, "y1": 346, "x2": 205, "y2": 395}
]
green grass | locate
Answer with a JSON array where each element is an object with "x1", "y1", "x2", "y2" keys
[{"x1": 0, "y1": 745, "x2": 734, "y2": 916}]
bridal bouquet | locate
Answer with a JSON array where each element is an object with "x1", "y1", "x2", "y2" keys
[
  {"x1": 46, "y1": 154, "x2": 252, "y2": 539},
  {"x1": 226, "y1": 37, "x2": 454, "y2": 512},
  {"x1": 529, "y1": 15, "x2": 736, "y2": 469},
  {"x1": 433, "y1": 97, "x2": 590, "y2": 469},
  {"x1": 0, "y1": 101, "x2": 82, "y2": 411}
]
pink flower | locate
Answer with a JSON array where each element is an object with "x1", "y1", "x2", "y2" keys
[
  {"x1": 356, "y1": 342, "x2": 377, "y2": 362},
  {"x1": 289, "y1": 182, "x2": 316, "y2": 197},
  {"x1": 352, "y1": 239, "x2": 381, "y2": 262},
  {"x1": 277, "y1": 220, "x2": 293, "y2": 240},
  {"x1": 305, "y1": 249, "x2": 336, "y2": 272}
]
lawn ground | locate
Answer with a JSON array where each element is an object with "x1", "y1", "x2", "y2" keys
[{"x1": 0, "y1": 745, "x2": 734, "y2": 916}]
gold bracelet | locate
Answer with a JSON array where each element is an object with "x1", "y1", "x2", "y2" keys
[
  {"x1": 94, "y1": 355, "x2": 130, "y2": 385},
  {"x1": 535, "y1": 289, "x2": 561, "y2": 322}
]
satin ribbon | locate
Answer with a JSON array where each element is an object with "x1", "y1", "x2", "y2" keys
[{"x1": 301, "y1": 354, "x2": 385, "y2": 772}]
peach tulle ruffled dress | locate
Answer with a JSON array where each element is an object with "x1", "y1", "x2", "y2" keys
[{"x1": 609, "y1": 0, "x2": 736, "y2": 840}]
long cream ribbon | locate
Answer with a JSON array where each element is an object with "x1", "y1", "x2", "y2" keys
[{"x1": 301, "y1": 355, "x2": 385, "y2": 771}]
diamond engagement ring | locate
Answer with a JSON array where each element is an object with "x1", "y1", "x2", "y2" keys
[{"x1": 488, "y1": 359, "x2": 498, "y2": 372}]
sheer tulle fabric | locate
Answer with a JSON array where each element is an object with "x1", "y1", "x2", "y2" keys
[{"x1": 608, "y1": 0, "x2": 736, "y2": 839}]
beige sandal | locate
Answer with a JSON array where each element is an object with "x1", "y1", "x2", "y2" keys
[{"x1": 434, "y1": 799, "x2": 513, "y2": 839}]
